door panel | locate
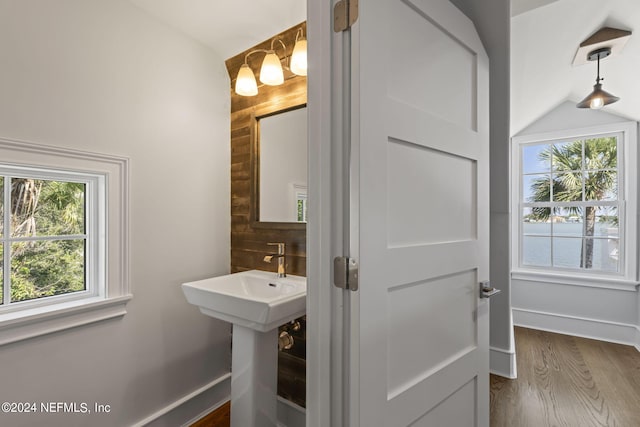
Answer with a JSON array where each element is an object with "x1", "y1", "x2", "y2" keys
[
  {"x1": 350, "y1": 0, "x2": 490, "y2": 425},
  {"x1": 387, "y1": 270, "x2": 477, "y2": 397},
  {"x1": 409, "y1": 379, "x2": 477, "y2": 427},
  {"x1": 387, "y1": 1, "x2": 477, "y2": 130},
  {"x1": 387, "y1": 139, "x2": 476, "y2": 246}
]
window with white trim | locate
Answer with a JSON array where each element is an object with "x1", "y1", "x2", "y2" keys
[
  {"x1": 0, "y1": 138, "x2": 130, "y2": 345},
  {"x1": 1, "y1": 167, "x2": 101, "y2": 309},
  {"x1": 512, "y1": 122, "x2": 637, "y2": 281}
]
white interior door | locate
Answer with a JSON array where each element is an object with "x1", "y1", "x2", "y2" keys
[{"x1": 347, "y1": 0, "x2": 490, "y2": 425}]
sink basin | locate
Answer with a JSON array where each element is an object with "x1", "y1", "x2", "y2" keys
[{"x1": 182, "y1": 270, "x2": 306, "y2": 332}]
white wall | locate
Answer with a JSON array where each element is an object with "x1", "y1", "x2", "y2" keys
[
  {"x1": 513, "y1": 102, "x2": 640, "y2": 351},
  {"x1": 0, "y1": 1, "x2": 231, "y2": 426},
  {"x1": 449, "y1": 0, "x2": 516, "y2": 378}
]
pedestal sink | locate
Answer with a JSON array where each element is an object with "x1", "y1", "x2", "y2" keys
[{"x1": 182, "y1": 270, "x2": 306, "y2": 427}]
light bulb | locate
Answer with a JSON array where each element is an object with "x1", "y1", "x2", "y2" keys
[
  {"x1": 235, "y1": 64, "x2": 258, "y2": 96},
  {"x1": 290, "y1": 38, "x2": 307, "y2": 76},
  {"x1": 259, "y1": 51, "x2": 284, "y2": 86},
  {"x1": 590, "y1": 97, "x2": 604, "y2": 109}
]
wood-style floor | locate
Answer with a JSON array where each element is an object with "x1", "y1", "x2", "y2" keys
[
  {"x1": 190, "y1": 401, "x2": 229, "y2": 427},
  {"x1": 194, "y1": 327, "x2": 640, "y2": 427},
  {"x1": 491, "y1": 327, "x2": 640, "y2": 427}
]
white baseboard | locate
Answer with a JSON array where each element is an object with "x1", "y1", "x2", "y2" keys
[
  {"x1": 513, "y1": 307, "x2": 639, "y2": 350},
  {"x1": 277, "y1": 396, "x2": 306, "y2": 427},
  {"x1": 131, "y1": 370, "x2": 306, "y2": 427},
  {"x1": 131, "y1": 372, "x2": 231, "y2": 427},
  {"x1": 182, "y1": 396, "x2": 230, "y2": 427},
  {"x1": 490, "y1": 346, "x2": 517, "y2": 379}
]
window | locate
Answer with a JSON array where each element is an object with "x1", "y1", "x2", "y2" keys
[
  {"x1": 1, "y1": 168, "x2": 97, "y2": 309},
  {"x1": 293, "y1": 183, "x2": 308, "y2": 223},
  {"x1": 512, "y1": 122, "x2": 637, "y2": 283},
  {"x1": 0, "y1": 138, "x2": 130, "y2": 345},
  {"x1": 296, "y1": 195, "x2": 307, "y2": 222}
]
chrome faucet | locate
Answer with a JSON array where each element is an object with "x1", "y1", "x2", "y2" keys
[{"x1": 264, "y1": 242, "x2": 286, "y2": 278}]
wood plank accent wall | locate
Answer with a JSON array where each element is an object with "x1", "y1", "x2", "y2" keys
[
  {"x1": 225, "y1": 22, "x2": 307, "y2": 408},
  {"x1": 226, "y1": 22, "x2": 307, "y2": 277}
]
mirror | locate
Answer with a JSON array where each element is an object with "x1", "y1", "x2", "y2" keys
[{"x1": 251, "y1": 105, "x2": 307, "y2": 228}]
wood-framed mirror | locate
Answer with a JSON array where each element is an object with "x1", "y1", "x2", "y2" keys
[{"x1": 250, "y1": 103, "x2": 307, "y2": 230}]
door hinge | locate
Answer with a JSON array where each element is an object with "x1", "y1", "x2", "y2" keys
[
  {"x1": 334, "y1": 0, "x2": 359, "y2": 32},
  {"x1": 334, "y1": 256, "x2": 359, "y2": 291}
]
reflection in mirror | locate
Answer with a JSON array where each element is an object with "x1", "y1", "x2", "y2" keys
[{"x1": 258, "y1": 106, "x2": 307, "y2": 223}]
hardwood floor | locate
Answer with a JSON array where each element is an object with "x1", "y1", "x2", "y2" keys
[
  {"x1": 195, "y1": 327, "x2": 640, "y2": 427},
  {"x1": 491, "y1": 327, "x2": 640, "y2": 427},
  {"x1": 190, "y1": 402, "x2": 230, "y2": 427}
]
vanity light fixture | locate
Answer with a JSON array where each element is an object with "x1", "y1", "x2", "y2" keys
[
  {"x1": 290, "y1": 28, "x2": 307, "y2": 76},
  {"x1": 235, "y1": 63, "x2": 259, "y2": 96},
  {"x1": 259, "y1": 38, "x2": 287, "y2": 86},
  {"x1": 577, "y1": 47, "x2": 620, "y2": 109},
  {"x1": 234, "y1": 28, "x2": 308, "y2": 97}
]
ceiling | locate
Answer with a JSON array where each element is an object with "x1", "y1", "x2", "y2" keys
[
  {"x1": 129, "y1": 0, "x2": 306, "y2": 60},
  {"x1": 511, "y1": 0, "x2": 640, "y2": 134},
  {"x1": 128, "y1": 0, "x2": 638, "y2": 135}
]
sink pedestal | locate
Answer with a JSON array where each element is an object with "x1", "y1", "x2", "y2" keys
[
  {"x1": 181, "y1": 270, "x2": 306, "y2": 427},
  {"x1": 231, "y1": 325, "x2": 278, "y2": 427}
]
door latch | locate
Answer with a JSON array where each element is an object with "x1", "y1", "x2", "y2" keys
[
  {"x1": 480, "y1": 281, "x2": 501, "y2": 299},
  {"x1": 334, "y1": 256, "x2": 359, "y2": 291}
]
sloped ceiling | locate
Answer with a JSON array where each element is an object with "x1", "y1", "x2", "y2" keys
[
  {"x1": 512, "y1": 0, "x2": 559, "y2": 17},
  {"x1": 129, "y1": 0, "x2": 305, "y2": 60},
  {"x1": 127, "y1": 0, "x2": 637, "y2": 136},
  {"x1": 512, "y1": 0, "x2": 640, "y2": 135}
]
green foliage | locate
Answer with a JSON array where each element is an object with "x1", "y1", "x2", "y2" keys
[
  {"x1": 297, "y1": 200, "x2": 304, "y2": 222},
  {"x1": 6, "y1": 179, "x2": 85, "y2": 303},
  {"x1": 529, "y1": 137, "x2": 617, "y2": 211},
  {"x1": 37, "y1": 181, "x2": 85, "y2": 235},
  {"x1": 11, "y1": 240, "x2": 84, "y2": 302}
]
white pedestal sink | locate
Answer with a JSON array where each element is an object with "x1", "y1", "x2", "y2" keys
[{"x1": 182, "y1": 270, "x2": 306, "y2": 427}]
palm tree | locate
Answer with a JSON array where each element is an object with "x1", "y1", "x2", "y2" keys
[
  {"x1": 11, "y1": 179, "x2": 84, "y2": 237},
  {"x1": 529, "y1": 137, "x2": 617, "y2": 268},
  {"x1": 11, "y1": 178, "x2": 42, "y2": 237}
]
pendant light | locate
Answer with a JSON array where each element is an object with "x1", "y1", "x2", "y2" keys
[{"x1": 577, "y1": 47, "x2": 620, "y2": 109}]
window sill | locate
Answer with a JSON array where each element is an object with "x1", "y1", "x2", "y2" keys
[
  {"x1": 0, "y1": 295, "x2": 132, "y2": 346},
  {"x1": 511, "y1": 270, "x2": 639, "y2": 291}
]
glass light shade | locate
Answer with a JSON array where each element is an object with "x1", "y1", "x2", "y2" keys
[
  {"x1": 577, "y1": 83, "x2": 619, "y2": 109},
  {"x1": 235, "y1": 64, "x2": 258, "y2": 96},
  {"x1": 259, "y1": 51, "x2": 284, "y2": 86},
  {"x1": 290, "y1": 38, "x2": 308, "y2": 76}
]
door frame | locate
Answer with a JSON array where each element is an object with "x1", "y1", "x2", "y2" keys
[
  {"x1": 306, "y1": 0, "x2": 348, "y2": 426},
  {"x1": 307, "y1": 1, "x2": 498, "y2": 426}
]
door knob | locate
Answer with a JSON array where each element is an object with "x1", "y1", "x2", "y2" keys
[{"x1": 479, "y1": 281, "x2": 501, "y2": 299}]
